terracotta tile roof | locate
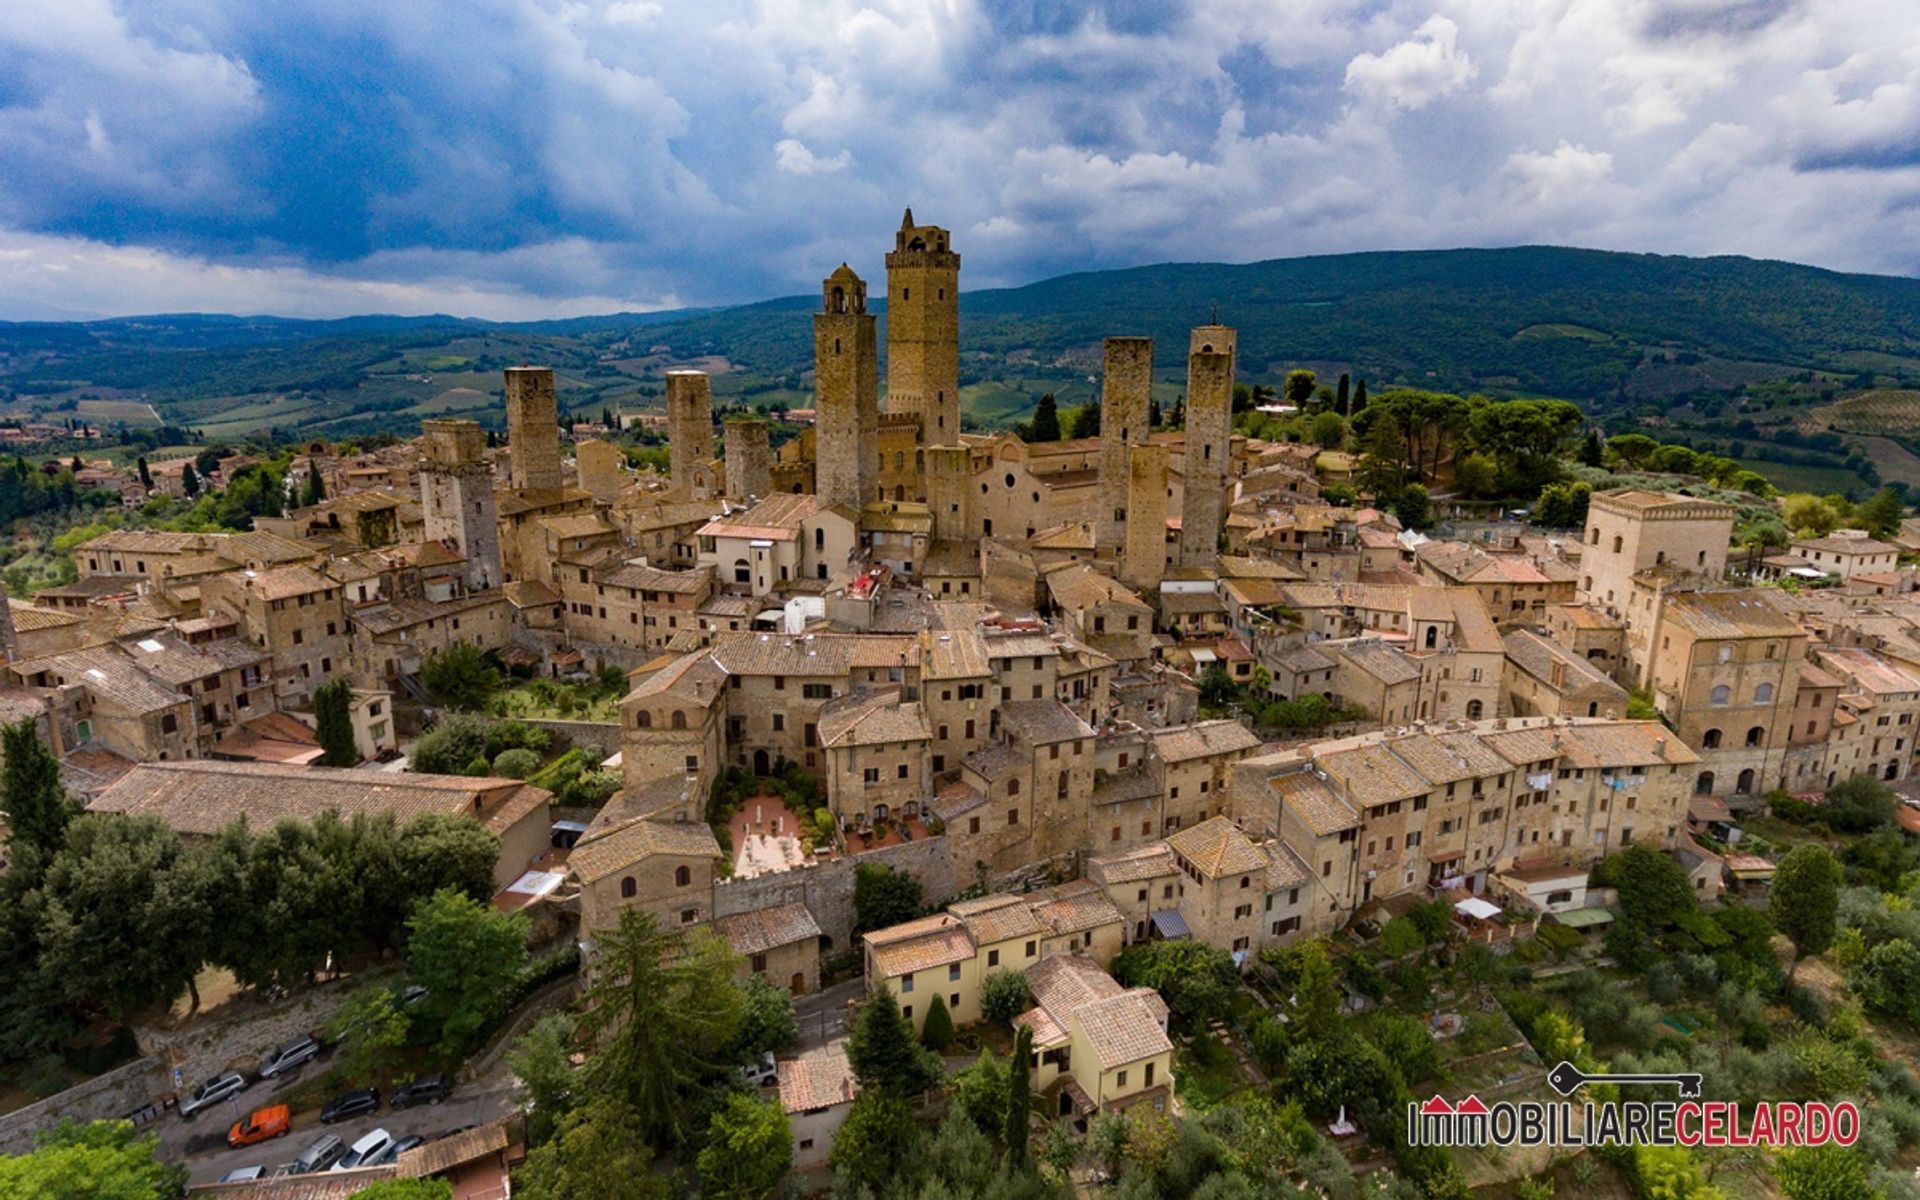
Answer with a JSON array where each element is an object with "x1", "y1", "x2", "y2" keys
[
  {"x1": 1151, "y1": 719, "x2": 1261, "y2": 762},
  {"x1": 1263, "y1": 840, "x2": 1312, "y2": 889},
  {"x1": 568, "y1": 816, "x2": 722, "y2": 884},
  {"x1": 965, "y1": 743, "x2": 1028, "y2": 782},
  {"x1": 1331, "y1": 640, "x2": 1422, "y2": 686},
  {"x1": 1665, "y1": 590, "x2": 1805, "y2": 640},
  {"x1": 715, "y1": 901, "x2": 823, "y2": 956},
  {"x1": 1167, "y1": 816, "x2": 1268, "y2": 878},
  {"x1": 503, "y1": 580, "x2": 562, "y2": 607},
  {"x1": 394, "y1": 1117, "x2": 510, "y2": 1179},
  {"x1": 223, "y1": 564, "x2": 337, "y2": 602},
  {"x1": 118, "y1": 631, "x2": 266, "y2": 685},
  {"x1": 864, "y1": 913, "x2": 975, "y2": 978},
  {"x1": 597, "y1": 561, "x2": 711, "y2": 593},
  {"x1": 1047, "y1": 564, "x2": 1149, "y2": 613},
  {"x1": 1270, "y1": 771, "x2": 1360, "y2": 835},
  {"x1": 1027, "y1": 880, "x2": 1125, "y2": 936},
  {"x1": 1023, "y1": 954, "x2": 1170, "y2": 1069},
  {"x1": 1001, "y1": 699, "x2": 1095, "y2": 744},
  {"x1": 1503, "y1": 630, "x2": 1623, "y2": 694},
  {"x1": 90, "y1": 761, "x2": 549, "y2": 839},
  {"x1": 1090, "y1": 765, "x2": 1162, "y2": 806},
  {"x1": 9, "y1": 601, "x2": 85, "y2": 631},
  {"x1": 591, "y1": 773, "x2": 698, "y2": 832},
  {"x1": 1554, "y1": 720, "x2": 1699, "y2": 768},
  {"x1": 1819, "y1": 648, "x2": 1920, "y2": 697},
  {"x1": 1088, "y1": 842, "x2": 1178, "y2": 884},
  {"x1": 818, "y1": 689, "x2": 929, "y2": 748},
  {"x1": 13, "y1": 645, "x2": 184, "y2": 713},
  {"x1": 778, "y1": 1040, "x2": 858, "y2": 1114},
  {"x1": 708, "y1": 631, "x2": 917, "y2": 677},
  {"x1": 949, "y1": 894, "x2": 1049, "y2": 944},
  {"x1": 352, "y1": 593, "x2": 506, "y2": 636},
  {"x1": 920, "y1": 629, "x2": 991, "y2": 679}
]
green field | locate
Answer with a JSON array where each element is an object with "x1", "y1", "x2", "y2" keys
[{"x1": 1736, "y1": 457, "x2": 1867, "y2": 496}]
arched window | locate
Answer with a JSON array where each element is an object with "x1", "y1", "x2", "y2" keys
[
  {"x1": 1754, "y1": 683, "x2": 1774, "y2": 703},
  {"x1": 636, "y1": 711, "x2": 652, "y2": 729},
  {"x1": 1008, "y1": 778, "x2": 1020, "y2": 796},
  {"x1": 671, "y1": 710, "x2": 686, "y2": 730},
  {"x1": 1695, "y1": 771, "x2": 1715, "y2": 794},
  {"x1": 675, "y1": 865, "x2": 691, "y2": 887},
  {"x1": 1717, "y1": 646, "x2": 1732, "y2": 663},
  {"x1": 1466, "y1": 699, "x2": 1483, "y2": 719},
  {"x1": 1746, "y1": 726, "x2": 1765, "y2": 747},
  {"x1": 814, "y1": 527, "x2": 825, "y2": 551},
  {"x1": 1735, "y1": 768, "x2": 1755, "y2": 795},
  {"x1": 1612, "y1": 535, "x2": 1623, "y2": 553},
  {"x1": 621, "y1": 877, "x2": 637, "y2": 899},
  {"x1": 1702, "y1": 728, "x2": 1722, "y2": 748},
  {"x1": 1589, "y1": 527, "x2": 1600, "y2": 546},
  {"x1": 1587, "y1": 702, "x2": 1599, "y2": 717},
  {"x1": 734, "y1": 559, "x2": 751, "y2": 584},
  {"x1": 1709, "y1": 685, "x2": 1730, "y2": 706},
  {"x1": 1424, "y1": 626, "x2": 1437, "y2": 649}
]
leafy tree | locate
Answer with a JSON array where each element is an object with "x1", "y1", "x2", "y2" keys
[
  {"x1": 1824, "y1": 775, "x2": 1898, "y2": 834},
  {"x1": 409, "y1": 714, "x2": 495, "y2": 775},
  {"x1": 1606, "y1": 433, "x2": 1659, "y2": 468},
  {"x1": 180, "y1": 462, "x2": 198, "y2": 497},
  {"x1": 1335, "y1": 373, "x2": 1351, "y2": 414},
  {"x1": 952, "y1": 1049, "x2": 1008, "y2": 1133},
  {"x1": 1283, "y1": 370, "x2": 1318, "y2": 408},
  {"x1": 302, "y1": 460, "x2": 325, "y2": 507},
  {"x1": 1068, "y1": 403, "x2": 1100, "y2": 439},
  {"x1": 1772, "y1": 844, "x2": 1843, "y2": 981},
  {"x1": 314, "y1": 678, "x2": 359, "y2": 767},
  {"x1": 1352, "y1": 377, "x2": 1368, "y2": 413},
  {"x1": 1615, "y1": 845, "x2": 1696, "y2": 929},
  {"x1": 697, "y1": 1091, "x2": 791, "y2": 1200},
  {"x1": 492, "y1": 748, "x2": 540, "y2": 779},
  {"x1": 0, "y1": 1119, "x2": 186, "y2": 1200},
  {"x1": 1536, "y1": 480, "x2": 1593, "y2": 529},
  {"x1": 516, "y1": 1100, "x2": 672, "y2": 1200},
  {"x1": 327, "y1": 985, "x2": 411, "y2": 1087},
  {"x1": 1466, "y1": 398, "x2": 1581, "y2": 494},
  {"x1": 1148, "y1": 397, "x2": 1162, "y2": 429},
  {"x1": 1859, "y1": 487, "x2": 1905, "y2": 538},
  {"x1": 1774, "y1": 1144, "x2": 1882, "y2": 1200},
  {"x1": 135, "y1": 456, "x2": 152, "y2": 489},
  {"x1": 853, "y1": 862, "x2": 923, "y2": 934},
  {"x1": 36, "y1": 815, "x2": 210, "y2": 1020},
  {"x1": 848, "y1": 983, "x2": 942, "y2": 1096},
  {"x1": 396, "y1": 813, "x2": 500, "y2": 903},
  {"x1": 349, "y1": 1181, "x2": 453, "y2": 1200},
  {"x1": 1198, "y1": 664, "x2": 1237, "y2": 708},
  {"x1": 419, "y1": 642, "x2": 504, "y2": 712},
  {"x1": 405, "y1": 887, "x2": 529, "y2": 1057},
  {"x1": 1393, "y1": 483, "x2": 1432, "y2": 531},
  {"x1": 1852, "y1": 939, "x2": 1920, "y2": 1024},
  {"x1": 1027, "y1": 393, "x2": 1061, "y2": 442},
  {"x1": 921, "y1": 991, "x2": 955, "y2": 1052},
  {"x1": 1454, "y1": 452, "x2": 1498, "y2": 498},
  {"x1": 1370, "y1": 1014, "x2": 1440, "y2": 1085},
  {"x1": 1308, "y1": 412, "x2": 1345, "y2": 449},
  {"x1": 1356, "y1": 411, "x2": 1408, "y2": 502},
  {"x1": 508, "y1": 1012, "x2": 579, "y2": 1147},
  {"x1": 730, "y1": 974, "x2": 798, "y2": 1061},
  {"x1": 577, "y1": 911, "x2": 744, "y2": 1148},
  {"x1": 1783, "y1": 493, "x2": 1843, "y2": 537},
  {"x1": 1005, "y1": 1022, "x2": 1032, "y2": 1169},
  {"x1": 980, "y1": 968, "x2": 1035, "y2": 1023},
  {"x1": 1112, "y1": 939, "x2": 1239, "y2": 1029},
  {"x1": 830, "y1": 1092, "x2": 919, "y2": 1193},
  {"x1": 1581, "y1": 427, "x2": 1605, "y2": 467},
  {"x1": 1358, "y1": 389, "x2": 1470, "y2": 484},
  {"x1": 3, "y1": 715, "x2": 78, "y2": 856}
]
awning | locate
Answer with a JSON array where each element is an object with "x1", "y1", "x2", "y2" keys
[
  {"x1": 1426, "y1": 849, "x2": 1465, "y2": 864},
  {"x1": 1552, "y1": 907, "x2": 1615, "y2": 929},
  {"x1": 1151, "y1": 909, "x2": 1192, "y2": 939},
  {"x1": 1454, "y1": 897, "x2": 1502, "y2": 921}
]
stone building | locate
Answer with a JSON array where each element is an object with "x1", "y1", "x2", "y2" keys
[
  {"x1": 724, "y1": 417, "x2": 772, "y2": 502},
  {"x1": 813, "y1": 266, "x2": 879, "y2": 511},
  {"x1": 667, "y1": 370, "x2": 717, "y2": 498},
  {"x1": 574, "y1": 438, "x2": 625, "y2": 502},
  {"x1": 1122, "y1": 444, "x2": 1172, "y2": 591},
  {"x1": 1178, "y1": 326, "x2": 1234, "y2": 568},
  {"x1": 924, "y1": 444, "x2": 972, "y2": 546},
  {"x1": 1098, "y1": 336, "x2": 1154, "y2": 553},
  {"x1": 884, "y1": 210, "x2": 962, "y2": 445},
  {"x1": 1579, "y1": 490, "x2": 1733, "y2": 682},
  {"x1": 1503, "y1": 630, "x2": 1629, "y2": 719},
  {"x1": 1650, "y1": 591, "x2": 1805, "y2": 802},
  {"x1": 504, "y1": 366, "x2": 564, "y2": 493},
  {"x1": 200, "y1": 565, "x2": 347, "y2": 703},
  {"x1": 419, "y1": 419, "x2": 503, "y2": 593}
]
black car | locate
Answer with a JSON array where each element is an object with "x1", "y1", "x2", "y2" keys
[
  {"x1": 390, "y1": 1073, "x2": 452, "y2": 1110},
  {"x1": 319, "y1": 1087, "x2": 380, "y2": 1124}
]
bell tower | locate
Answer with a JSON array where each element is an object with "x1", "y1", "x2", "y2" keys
[
  {"x1": 884, "y1": 209, "x2": 961, "y2": 443},
  {"x1": 814, "y1": 265, "x2": 879, "y2": 510}
]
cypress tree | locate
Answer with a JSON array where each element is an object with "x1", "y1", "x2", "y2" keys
[
  {"x1": 1028, "y1": 393, "x2": 1061, "y2": 443},
  {"x1": 1581, "y1": 428, "x2": 1605, "y2": 468},
  {"x1": 1353, "y1": 378, "x2": 1368, "y2": 413},
  {"x1": 180, "y1": 462, "x2": 199, "y2": 498},
  {"x1": 136, "y1": 457, "x2": 152, "y2": 489},
  {"x1": 1, "y1": 717, "x2": 76, "y2": 856},
  {"x1": 921, "y1": 992, "x2": 954, "y2": 1052},
  {"x1": 302, "y1": 461, "x2": 325, "y2": 507},
  {"x1": 1336, "y1": 373, "x2": 1351, "y2": 415},
  {"x1": 313, "y1": 678, "x2": 359, "y2": 767},
  {"x1": 1004, "y1": 1023, "x2": 1031, "y2": 1168}
]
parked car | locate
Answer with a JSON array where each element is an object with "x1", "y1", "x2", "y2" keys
[
  {"x1": 389, "y1": 1073, "x2": 452, "y2": 1110},
  {"x1": 178, "y1": 1072, "x2": 247, "y2": 1120},
  {"x1": 258, "y1": 1035, "x2": 321, "y2": 1079},
  {"x1": 333, "y1": 1128, "x2": 394, "y2": 1171},
  {"x1": 736, "y1": 1052, "x2": 777, "y2": 1088},
  {"x1": 227, "y1": 1104, "x2": 291, "y2": 1148},
  {"x1": 398, "y1": 985, "x2": 429, "y2": 1008},
  {"x1": 289, "y1": 1134, "x2": 345, "y2": 1175},
  {"x1": 319, "y1": 1088, "x2": 380, "y2": 1124},
  {"x1": 374, "y1": 1134, "x2": 425, "y2": 1165},
  {"x1": 219, "y1": 1167, "x2": 265, "y2": 1184}
]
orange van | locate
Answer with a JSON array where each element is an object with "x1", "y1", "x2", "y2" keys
[{"x1": 228, "y1": 1104, "x2": 290, "y2": 1148}]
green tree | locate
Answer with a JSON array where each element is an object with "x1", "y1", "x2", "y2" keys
[
  {"x1": 327, "y1": 985, "x2": 411, "y2": 1087},
  {"x1": 1005, "y1": 1022, "x2": 1032, "y2": 1169},
  {"x1": 1112, "y1": 939, "x2": 1239, "y2": 1029},
  {"x1": 1466, "y1": 398, "x2": 1581, "y2": 494},
  {"x1": 350, "y1": 1181, "x2": 454, "y2": 1200},
  {"x1": 1352, "y1": 377, "x2": 1368, "y2": 413},
  {"x1": 1454, "y1": 452, "x2": 1498, "y2": 498},
  {"x1": 1068, "y1": 403, "x2": 1100, "y2": 439},
  {"x1": 1536, "y1": 480, "x2": 1593, "y2": 529},
  {"x1": 1335, "y1": 373, "x2": 1351, "y2": 414},
  {"x1": 1370, "y1": 1014, "x2": 1440, "y2": 1085},
  {"x1": 980, "y1": 968, "x2": 1035, "y2": 1023},
  {"x1": 853, "y1": 862, "x2": 924, "y2": 934},
  {"x1": 576, "y1": 912, "x2": 744, "y2": 1148},
  {"x1": 1356, "y1": 411, "x2": 1408, "y2": 502},
  {"x1": 516, "y1": 1100, "x2": 672, "y2": 1200},
  {"x1": 830, "y1": 1092, "x2": 918, "y2": 1194},
  {"x1": 302, "y1": 460, "x2": 325, "y2": 507},
  {"x1": 313, "y1": 678, "x2": 359, "y2": 767},
  {"x1": 1284, "y1": 370, "x2": 1318, "y2": 408},
  {"x1": 698, "y1": 1091, "x2": 792, "y2": 1200},
  {"x1": 1771, "y1": 844, "x2": 1842, "y2": 981},
  {"x1": 1393, "y1": 483, "x2": 1432, "y2": 531},
  {"x1": 951, "y1": 1049, "x2": 1008, "y2": 1133},
  {"x1": 1260, "y1": 938, "x2": 1342, "y2": 1039},
  {"x1": 135, "y1": 456, "x2": 152, "y2": 489},
  {"x1": 848, "y1": 983, "x2": 942, "y2": 1096},
  {"x1": 1858, "y1": 487, "x2": 1905, "y2": 538},
  {"x1": 1198, "y1": 664, "x2": 1238, "y2": 708},
  {"x1": 1615, "y1": 845, "x2": 1695, "y2": 929},
  {"x1": 730, "y1": 974, "x2": 798, "y2": 1061},
  {"x1": 180, "y1": 462, "x2": 199, "y2": 497},
  {"x1": 507, "y1": 1012, "x2": 579, "y2": 1146},
  {"x1": 1028, "y1": 393, "x2": 1062, "y2": 442},
  {"x1": 921, "y1": 990, "x2": 955, "y2": 1052},
  {"x1": 1825, "y1": 774, "x2": 1898, "y2": 833},
  {"x1": 409, "y1": 714, "x2": 495, "y2": 775},
  {"x1": 396, "y1": 812, "x2": 500, "y2": 903},
  {"x1": 491, "y1": 748, "x2": 540, "y2": 779},
  {"x1": 1606, "y1": 433, "x2": 1660, "y2": 468},
  {"x1": 0, "y1": 1119, "x2": 186, "y2": 1200},
  {"x1": 1774, "y1": 1144, "x2": 1882, "y2": 1200},
  {"x1": 1852, "y1": 939, "x2": 1920, "y2": 1024},
  {"x1": 1308, "y1": 412, "x2": 1346, "y2": 449},
  {"x1": 418, "y1": 642, "x2": 503, "y2": 713},
  {"x1": 1580, "y1": 428, "x2": 1605, "y2": 467},
  {"x1": 405, "y1": 887, "x2": 529, "y2": 1057},
  {"x1": 3, "y1": 715, "x2": 78, "y2": 856}
]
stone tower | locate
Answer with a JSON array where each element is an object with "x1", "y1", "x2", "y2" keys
[
  {"x1": 925, "y1": 445, "x2": 973, "y2": 543},
  {"x1": 504, "y1": 366, "x2": 564, "y2": 492},
  {"x1": 1122, "y1": 444, "x2": 1170, "y2": 591},
  {"x1": 884, "y1": 209, "x2": 962, "y2": 443},
  {"x1": 723, "y1": 417, "x2": 772, "y2": 502},
  {"x1": 421, "y1": 418, "x2": 504, "y2": 592},
  {"x1": 574, "y1": 439, "x2": 624, "y2": 502},
  {"x1": 666, "y1": 370, "x2": 716, "y2": 498},
  {"x1": 1097, "y1": 336, "x2": 1153, "y2": 554},
  {"x1": 1178, "y1": 325, "x2": 1235, "y2": 568},
  {"x1": 813, "y1": 264, "x2": 879, "y2": 510}
]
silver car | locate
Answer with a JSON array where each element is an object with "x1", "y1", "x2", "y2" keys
[
  {"x1": 178, "y1": 1071, "x2": 247, "y2": 1119},
  {"x1": 259, "y1": 1035, "x2": 321, "y2": 1079}
]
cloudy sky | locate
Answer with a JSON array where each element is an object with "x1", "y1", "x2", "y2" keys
[{"x1": 1, "y1": 0, "x2": 1917, "y2": 320}]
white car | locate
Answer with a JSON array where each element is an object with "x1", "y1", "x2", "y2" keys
[
  {"x1": 332, "y1": 1128, "x2": 393, "y2": 1172},
  {"x1": 178, "y1": 1072, "x2": 247, "y2": 1119},
  {"x1": 736, "y1": 1052, "x2": 778, "y2": 1088}
]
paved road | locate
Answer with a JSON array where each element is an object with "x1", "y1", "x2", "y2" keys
[
  {"x1": 172, "y1": 1077, "x2": 517, "y2": 1185},
  {"x1": 794, "y1": 978, "x2": 862, "y2": 1051}
]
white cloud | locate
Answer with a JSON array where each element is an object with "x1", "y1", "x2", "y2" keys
[
  {"x1": 1505, "y1": 141, "x2": 1617, "y2": 205},
  {"x1": 774, "y1": 138, "x2": 854, "y2": 175},
  {"x1": 1344, "y1": 16, "x2": 1477, "y2": 111}
]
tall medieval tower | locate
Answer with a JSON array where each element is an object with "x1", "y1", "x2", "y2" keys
[
  {"x1": 884, "y1": 210, "x2": 961, "y2": 443},
  {"x1": 723, "y1": 417, "x2": 772, "y2": 502},
  {"x1": 504, "y1": 366, "x2": 564, "y2": 492},
  {"x1": 1097, "y1": 336, "x2": 1153, "y2": 554},
  {"x1": 666, "y1": 370, "x2": 716, "y2": 498},
  {"x1": 814, "y1": 265, "x2": 879, "y2": 510},
  {"x1": 421, "y1": 418, "x2": 504, "y2": 592},
  {"x1": 1178, "y1": 325, "x2": 1235, "y2": 568},
  {"x1": 924, "y1": 445, "x2": 973, "y2": 543}
]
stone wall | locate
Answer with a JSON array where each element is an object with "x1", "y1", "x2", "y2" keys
[
  {"x1": 714, "y1": 835, "x2": 955, "y2": 952},
  {"x1": 523, "y1": 718, "x2": 623, "y2": 759},
  {"x1": 0, "y1": 1056, "x2": 168, "y2": 1155},
  {"x1": 141, "y1": 979, "x2": 362, "y2": 1097}
]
